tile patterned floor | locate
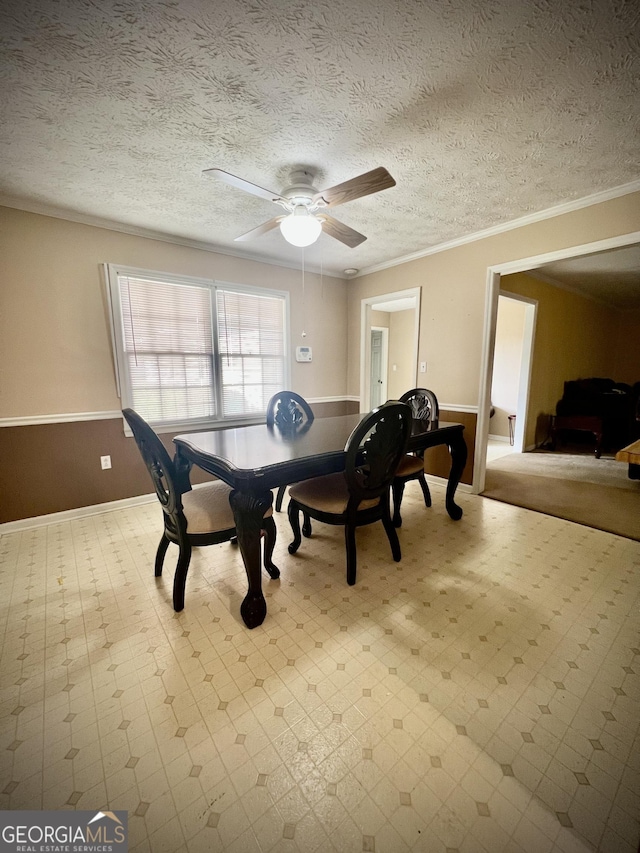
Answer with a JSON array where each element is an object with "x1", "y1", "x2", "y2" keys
[{"x1": 1, "y1": 483, "x2": 639, "y2": 852}]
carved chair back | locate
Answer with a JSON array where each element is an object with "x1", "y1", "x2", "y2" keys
[
  {"x1": 344, "y1": 401, "x2": 412, "y2": 505},
  {"x1": 266, "y1": 391, "x2": 314, "y2": 431},
  {"x1": 123, "y1": 408, "x2": 186, "y2": 540},
  {"x1": 399, "y1": 388, "x2": 439, "y2": 424}
]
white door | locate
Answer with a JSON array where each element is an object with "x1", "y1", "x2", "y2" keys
[{"x1": 370, "y1": 328, "x2": 388, "y2": 409}]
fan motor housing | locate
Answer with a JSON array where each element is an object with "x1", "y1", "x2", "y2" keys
[{"x1": 282, "y1": 170, "x2": 318, "y2": 208}]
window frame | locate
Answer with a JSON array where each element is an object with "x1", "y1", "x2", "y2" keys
[{"x1": 105, "y1": 263, "x2": 291, "y2": 434}]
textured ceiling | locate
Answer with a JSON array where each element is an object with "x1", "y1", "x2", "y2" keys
[{"x1": 1, "y1": 0, "x2": 639, "y2": 279}]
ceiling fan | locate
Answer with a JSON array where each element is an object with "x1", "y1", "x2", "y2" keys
[{"x1": 202, "y1": 166, "x2": 396, "y2": 248}]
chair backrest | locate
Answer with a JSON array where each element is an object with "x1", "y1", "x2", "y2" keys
[
  {"x1": 122, "y1": 408, "x2": 184, "y2": 531},
  {"x1": 399, "y1": 388, "x2": 439, "y2": 423},
  {"x1": 266, "y1": 391, "x2": 314, "y2": 430},
  {"x1": 344, "y1": 401, "x2": 412, "y2": 502}
]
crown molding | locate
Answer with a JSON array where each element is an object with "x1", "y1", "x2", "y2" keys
[
  {"x1": 524, "y1": 269, "x2": 618, "y2": 309},
  {"x1": 0, "y1": 195, "x2": 342, "y2": 279},
  {"x1": 3, "y1": 179, "x2": 639, "y2": 283},
  {"x1": 357, "y1": 179, "x2": 640, "y2": 277}
]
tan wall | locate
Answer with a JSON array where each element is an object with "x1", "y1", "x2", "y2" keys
[
  {"x1": 347, "y1": 191, "x2": 640, "y2": 477},
  {"x1": 0, "y1": 206, "x2": 353, "y2": 521},
  {"x1": 613, "y1": 310, "x2": 640, "y2": 384},
  {"x1": 387, "y1": 309, "x2": 416, "y2": 399},
  {"x1": 0, "y1": 206, "x2": 349, "y2": 418},
  {"x1": 502, "y1": 272, "x2": 630, "y2": 448},
  {"x1": 3, "y1": 191, "x2": 640, "y2": 519},
  {"x1": 347, "y1": 192, "x2": 640, "y2": 403},
  {"x1": 369, "y1": 309, "x2": 389, "y2": 328}
]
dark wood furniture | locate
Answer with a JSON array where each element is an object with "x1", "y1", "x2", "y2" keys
[
  {"x1": 287, "y1": 401, "x2": 412, "y2": 585},
  {"x1": 554, "y1": 378, "x2": 637, "y2": 453},
  {"x1": 266, "y1": 391, "x2": 315, "y2": 511},
  {"x1": 123, "y1": 408, "x2": 278, "y2": 611},
  {"x1": 174, "y1": 412, "x2": 467, "y2": 628},
  {"x1": 550, "y1": 414, "x2": 604, "y2": 458},
  {"x1": 392, "y1": 388, "x2": 439, "y2": 527}
]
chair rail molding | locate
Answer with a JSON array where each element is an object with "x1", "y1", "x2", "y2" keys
[{"x1": 0, "y1": 410, "x2": 123, "y2": 427}]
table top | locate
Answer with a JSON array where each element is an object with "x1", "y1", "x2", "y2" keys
[{"x1": 174, "y1": 413, "x2": 463, "y2": 491}]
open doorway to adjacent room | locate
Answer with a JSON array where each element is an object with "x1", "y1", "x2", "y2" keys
[
  {"x1": 360, "y1": 288, "x2": 421, "y2": 412},
  {"x1": 475, "y1": 233, "x2": 640, "y2": 541},
  {"x1": 487, "y1": 293, "x2": 536, "y2": 464}
]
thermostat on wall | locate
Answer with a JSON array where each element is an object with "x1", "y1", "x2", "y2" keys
[{"x1": 296, "y1": 345, "x2": 312, "y2": 362}]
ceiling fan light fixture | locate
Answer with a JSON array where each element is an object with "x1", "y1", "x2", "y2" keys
[{"x1": 279, "y1": 207, "x2": 322, "y2": 247}]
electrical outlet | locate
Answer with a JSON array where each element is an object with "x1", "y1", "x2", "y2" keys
[
  {"x1": 420, "y1": 361, "x2": 427, "y2": 373},
  {"x1": 100, "y1": 455, "x2": 112, "y2": 470}
]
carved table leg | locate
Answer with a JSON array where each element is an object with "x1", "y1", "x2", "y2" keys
[
  {"x1": 229, "y1": 489, "x2": 273, "y2": 628},
  {"x1": 445, "y1": 433, "x2": 468, "y2": 521}
]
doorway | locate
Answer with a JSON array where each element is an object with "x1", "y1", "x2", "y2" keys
[
  {"x1": 475, "y1": 231, "x2": 640, "y2": 493},
  {"x1": 369, "y1": 327, "x2": 388, "y2": 409},
  {"x1": 488, "y1": 293, "x2": 536, "y2": 462},
  {"x1": 360, "y1": 288, "x2": 421, "y2": 412}
]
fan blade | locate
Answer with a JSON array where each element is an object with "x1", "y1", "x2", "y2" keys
[
  {"x1": 313, "y1": 167, "x2": 395, "y2": 208},
  {"x1": 234, "y1": 216, "x2": 284, "y2": 242},
  {"x1": 203, "y1": 168, "x2": 284, "y2": 203},
  {"x1": 319, "y1": 214, "x2": 366, "y2": 248}
]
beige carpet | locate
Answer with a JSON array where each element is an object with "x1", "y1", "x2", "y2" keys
[{"x1": 482, "y1": 449, "x2": 640, "y2": 540}]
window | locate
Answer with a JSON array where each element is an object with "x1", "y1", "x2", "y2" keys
[{"x1": 106, "y1": 265, "x2": 289, "y2": 429}]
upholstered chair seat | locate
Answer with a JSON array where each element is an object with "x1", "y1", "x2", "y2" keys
[
  {"x1": 287, "y1": 401, "x2": 412, "y2": 586},
  {"x1": 181, "y1": 482, "x2": 273, "y2": 534},
  {"x1": 394, "y1": 455, "x2": 425, "y2": 478},
  {"x1": 289, "y1": 473, "x2": 380, "y2": 515},
  {"x1": 123, "y1": 408, "x2": 278, "y2": 612}
]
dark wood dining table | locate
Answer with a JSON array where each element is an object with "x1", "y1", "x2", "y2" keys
[{"x1": 174, "y1": 413, "x2": 467, "y2": 628}]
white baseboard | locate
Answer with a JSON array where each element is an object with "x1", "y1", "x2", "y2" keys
[
  {"x1": 1, "y1": 493, "x2": 156, "y2": 534},
  {"x1": 488, "y1": 433, "x2": 510, "y2": 443},
  {"x1": 424, "y1": 474, "x2": 473, "y2": 494},
  {"x1": 2, "y1": 474, "x2": 474, "y2": 534}
]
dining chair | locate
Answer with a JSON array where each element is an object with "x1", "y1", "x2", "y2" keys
[
  {"x1": 123, "y1": 408, "x2": 279, "y2": 612},
  {"x1": 391, "y1": 388, "x2": 440, "y2": 527},
  {"x1": 287, "y1": 401, "x2": 412, "y2": 585},
  {"x1": 266, "y1": 391, "x2": 315, "y2": 511}
]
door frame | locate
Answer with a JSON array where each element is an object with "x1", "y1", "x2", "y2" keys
[{"x1": 359, "y1": 287, "x2": 421, "y2": 412}]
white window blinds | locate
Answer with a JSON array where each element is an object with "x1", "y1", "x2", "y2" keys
[
  {"x1": 110, "y1": 267, "x2": 288, "y2": 427},
  {"x1": 217, "y1": 288, "x2": 286, "y2": 417},
  {"x1": 119, "y1": 275, "x2": 216, "y2": 423}
]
